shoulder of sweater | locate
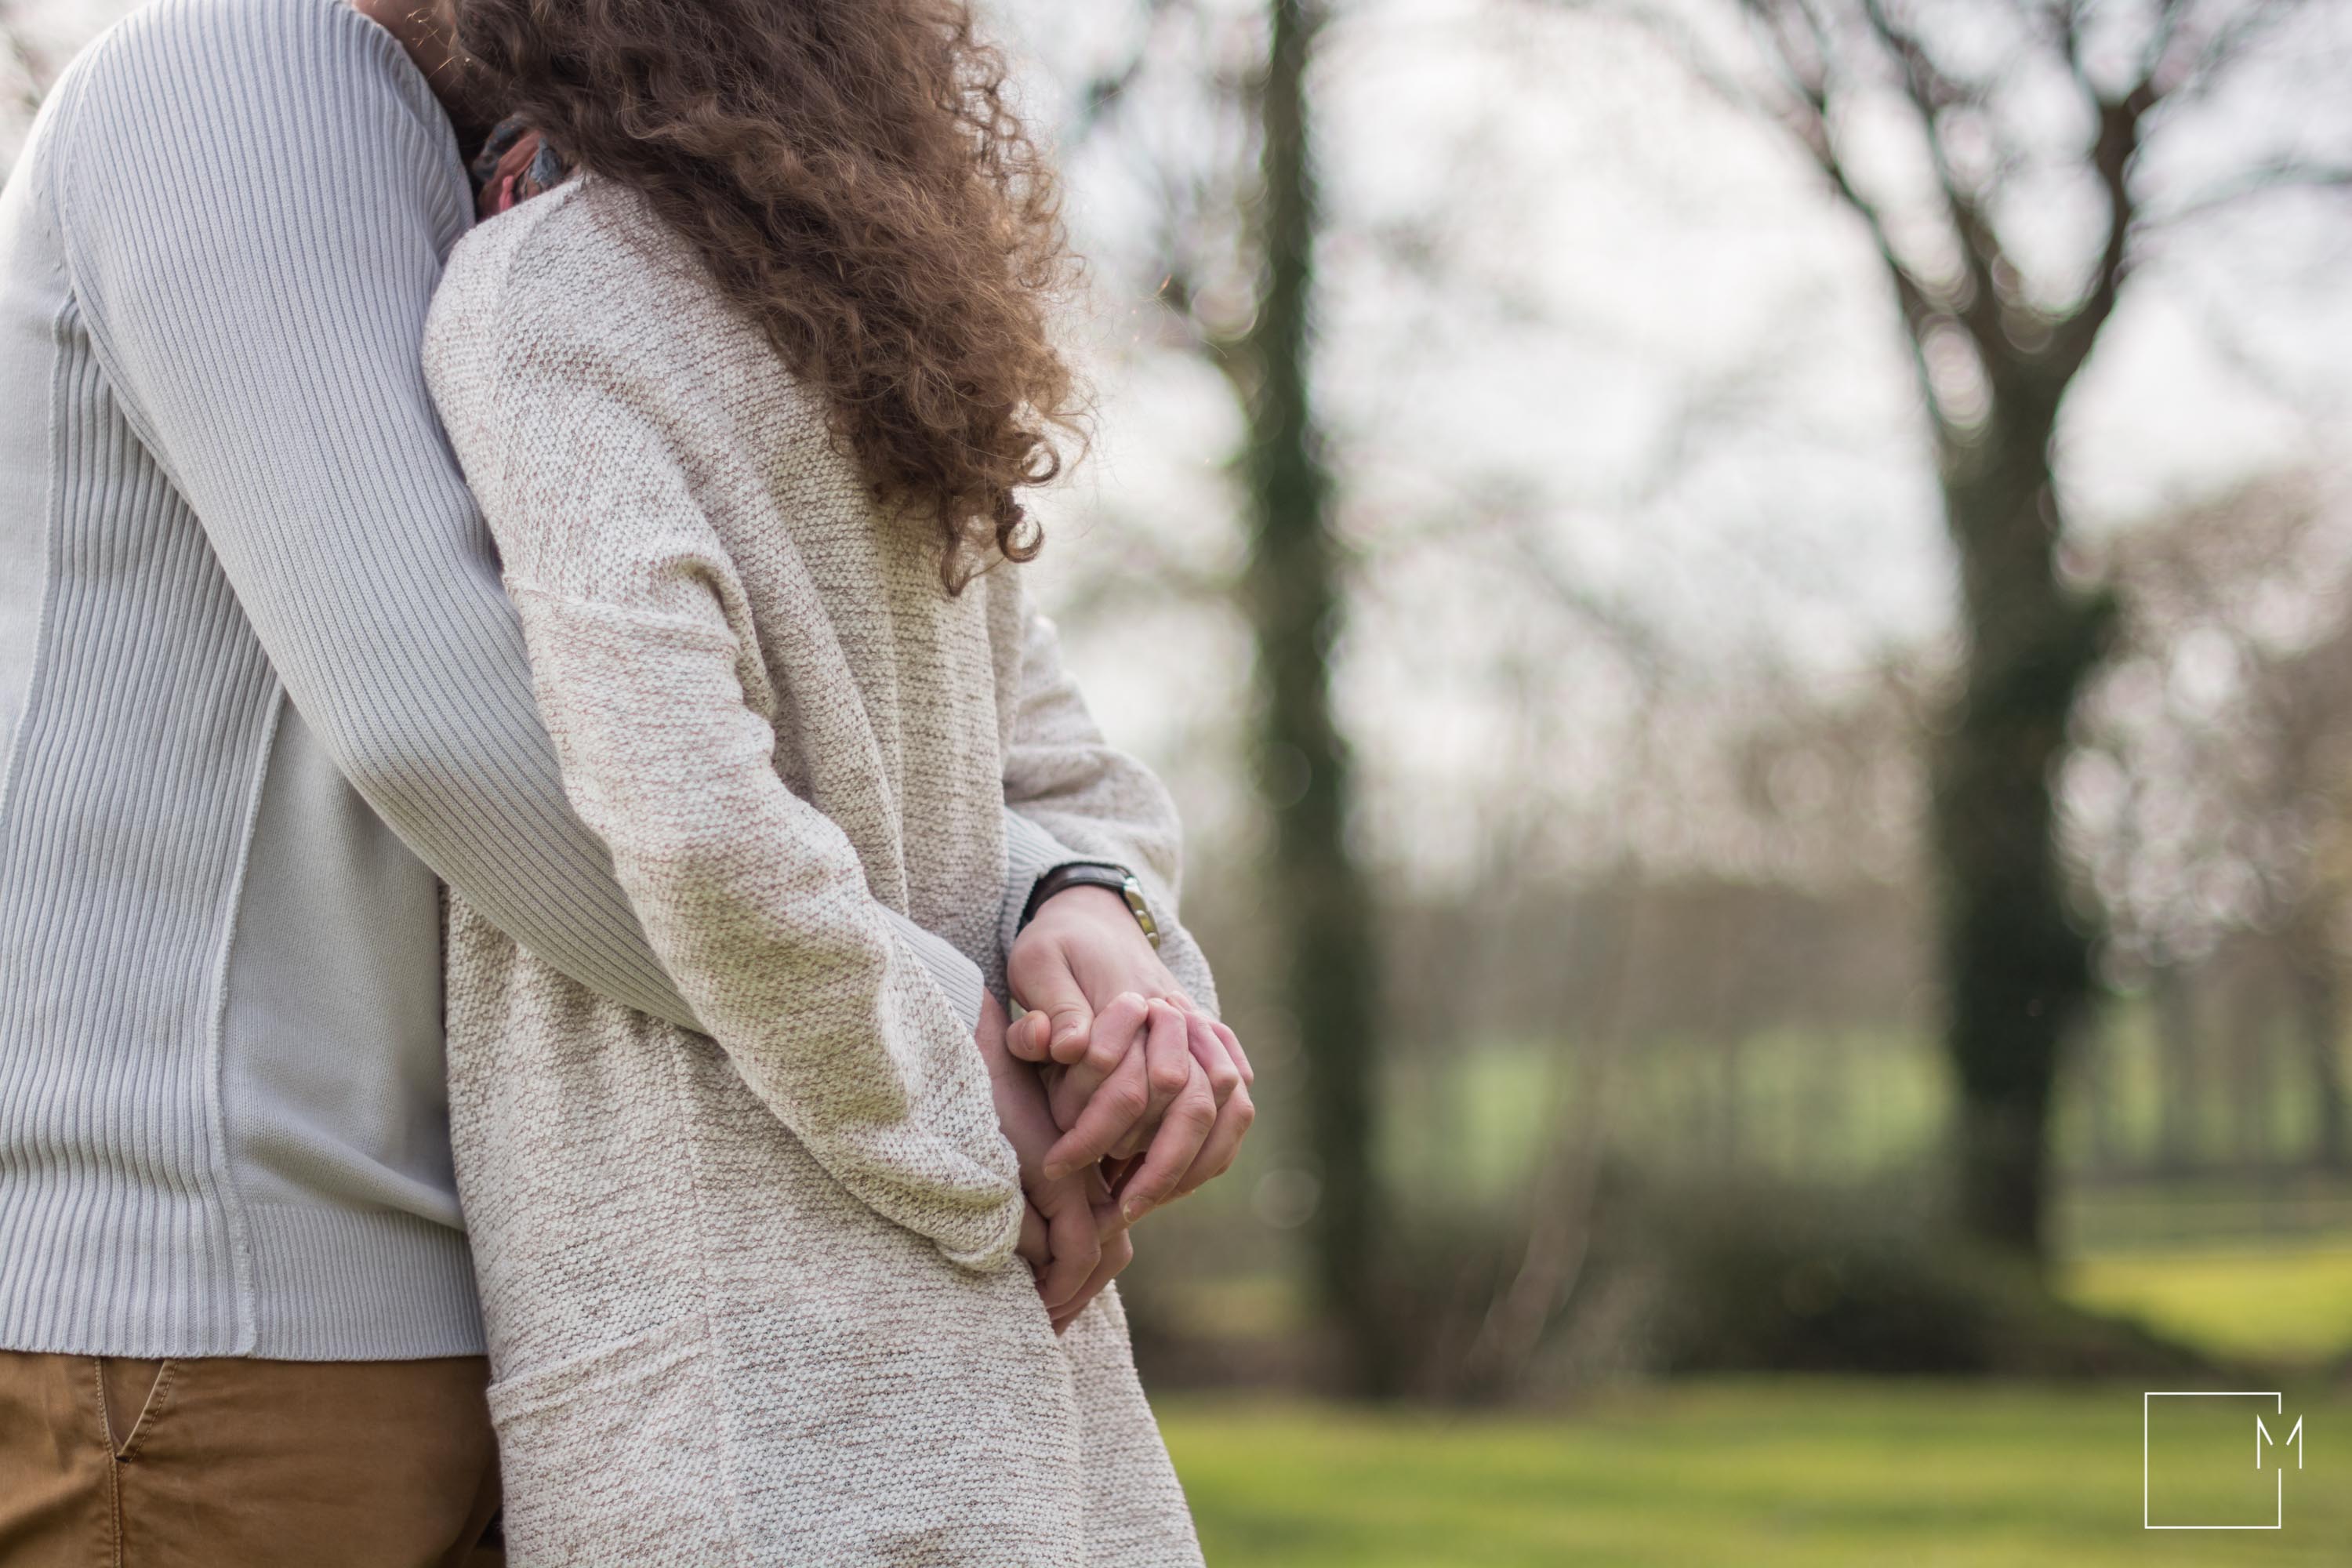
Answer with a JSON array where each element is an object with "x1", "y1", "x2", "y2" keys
[
  {"x1": 434, "y1": 175, "x2": 831, "y2": 452},
  {"x1": 61, "y1": 0, "x2": 432, "y2": 122},
  {"x1": 435, "y1": 178, "x2": 582, "y2": 324},
  {"x1": 438, "y1": 177, "x2": 717, "y2": 354},
  {"x1": 50, "y1": 0, "x2": 463, "y2": 237}
]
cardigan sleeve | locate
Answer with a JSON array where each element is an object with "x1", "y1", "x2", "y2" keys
[
  {"x1": 429, "y1": 247, "x2": 1022, "y2": 1270},
  {"x1": 996, "y1": 593, "x2": 1220, "y2": 1017}
]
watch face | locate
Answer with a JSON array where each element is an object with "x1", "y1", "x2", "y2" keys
[{"x1": 1119, "y1": 879, "x2": 1162, "y2": 949}]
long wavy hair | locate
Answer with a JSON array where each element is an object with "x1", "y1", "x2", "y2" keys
[{"x1": 452, "y1": 0, "x2": 1084, "y2": 591}]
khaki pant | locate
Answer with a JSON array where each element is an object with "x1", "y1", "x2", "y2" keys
[{"x1": 0, "y1": 1350, "x2": 501, "y2": 1568}]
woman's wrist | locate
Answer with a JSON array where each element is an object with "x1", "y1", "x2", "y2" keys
[{"x1": 1021, "y1": 863, "x2": 1159, "y2": 950}]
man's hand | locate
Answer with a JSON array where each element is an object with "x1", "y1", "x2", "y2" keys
[
  {"x1": 1004, "y1": 886, "x2": 1254, "y2": 1223},
  {"x1": 978, "y1": 993, "x2": 1128, "y2": 1330}
]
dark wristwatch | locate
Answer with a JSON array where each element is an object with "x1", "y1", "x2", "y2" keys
[{"x1": 1018, "y1": 861, "x2": 1162, "y2": 950}]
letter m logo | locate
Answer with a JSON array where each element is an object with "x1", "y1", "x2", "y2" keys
[{"x1": 2257, "y1": 1415, "x2": 2304, "y2": 1471}]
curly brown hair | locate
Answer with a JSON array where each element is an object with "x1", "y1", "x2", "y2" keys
[{"x1": 451, "y1": 0, "x2": 1084, "y2": 590}]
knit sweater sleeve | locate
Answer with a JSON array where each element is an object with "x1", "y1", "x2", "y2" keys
[
  {"x1": 43, "y1": 0, "x2": 715, "y2": 1029},
  {"x1": 996, "y1": 588, "x2": 1220, "y2": 1017},
  {"x1": 424, "y1": 215, "x2": 1022, "y2": 1269},
  {"x1": 39, "y1": 0, "x2": 996, "y2": 1034}
]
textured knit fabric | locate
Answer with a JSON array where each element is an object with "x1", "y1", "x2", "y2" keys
[
  {"x1": 423, "y1": 174, "x2": 1206, "y2": 1566},
  {"x1": 0, "y1": 0, "x2": 1064, "y2": 1363}
]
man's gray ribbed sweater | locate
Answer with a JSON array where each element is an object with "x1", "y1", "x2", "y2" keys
[{"x1": 0, "y1": 0, "x2": 1080, "y2": 1360}]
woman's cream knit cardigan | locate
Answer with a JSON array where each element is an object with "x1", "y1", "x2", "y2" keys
[{"x1": 422, "y1": 175, "x2": 1208, "y2": 1567}]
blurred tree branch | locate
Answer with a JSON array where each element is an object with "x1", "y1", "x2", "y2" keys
[
  {"x1": 1065, "y1": 0, "x2": 1193, "y2": 144},
  {"x1": 2078, "y1": 477, "x2": 2352, "y2": 1169},
  {"x1": 1532, "y1": 0, "x2": 2347, "y2": 1264},
  {"x1": 2153, "y1": 160, "x2": 2352, "y2": 226},
  {"x1": 0, "y1": 3, "x2": 51, "y2": 117}
]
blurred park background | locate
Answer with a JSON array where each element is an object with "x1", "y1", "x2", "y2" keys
[{"x1": 13, "y1": 0, "x2": 2352, "y2": 1559}]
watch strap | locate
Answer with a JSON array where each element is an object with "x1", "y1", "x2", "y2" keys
[{"x1": 1019, "y1": 861, "x2": 1162, "y2": 950}]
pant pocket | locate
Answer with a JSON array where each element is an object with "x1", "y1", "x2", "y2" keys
[
  {"x1": 486, "y1": 1319, "x2": 735, "y2": 1567},
  {"x1": 96, "y1": 1357, "x2": 171, "y2": 1460}
]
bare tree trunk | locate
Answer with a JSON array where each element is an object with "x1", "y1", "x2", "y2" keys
[
  {"x1": 2285, "y1": 949, "x2": 2348, "y2": 1171},
  {"x1": 1931, "y1": 419, "x2": 2110, "y2": 1262},
  {"x1": 2151, "y1": 962, "x2": 2201, "y2": 1172},
  {"x1": 2074, "y1": 1018, "x2": 2122, "y2": 1174},
  {"x1": 1237, "y1": 0, "x2": 1391, "y2": 1396},
  {"x1": 1705, "y1": 0, "x2": 2298, "y2": 1269}
]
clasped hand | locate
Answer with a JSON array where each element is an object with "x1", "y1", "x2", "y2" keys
[{"x1": 979, "y1": 886, "x2": 1254, "y2": 1330}]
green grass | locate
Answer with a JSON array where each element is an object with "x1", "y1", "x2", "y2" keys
[
  {"x1": 1375, "y1": 1006, "x2": 2352, "y2": 1200},
  {"x1": 1380, "y1": 1030, "x2": 1951, "y2": 1200},
  {"x1": 2061, "y1": 1242, "x2": 2352, "y2": 1365},
  {"x1": 1163, "y1": 1381, "x2": 2352, "y2": 1566}
]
